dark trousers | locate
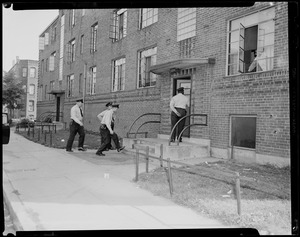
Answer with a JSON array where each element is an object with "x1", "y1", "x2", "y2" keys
[
  {"x1": 171, "y1": 108, "x2": 187, "y2": 141},
  {"x1": 66, "y1": 120, "x2": 85, "y2": 150},
  {"x1": 97, "y1": 127, "x2": 121, "y2": 153}
]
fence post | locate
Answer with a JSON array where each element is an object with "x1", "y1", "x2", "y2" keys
[
  {"x1": 167, "y1": 158, "x2": 174, "y2": 196},
  {"x1": 38, "y1": 128, "x2": 40, "y2": 141},
  {"x1": 160, "y1": 144, "x2": 163, "y2": 167},
  {"x1": 32, "y1": 126, "x2": 35, "y2": 138},
  {"x1": 27, "y1": 125, "x2": 30, "y2": 136},
  {"x1": 235, "y1": 172, "x2": 241, "y2": 215},
  {"x1": 135, "y1": 149, "x2": 139, "y2": 182},
  {"x1": 44, "y1": 131, "x2": 47, "y2": 144},
  {"x1": 49, "y1": 131, "x2": 52, "y2": 147},
  {"x1": 145, "y1": 146, "x2": 149, "y2": 173}
]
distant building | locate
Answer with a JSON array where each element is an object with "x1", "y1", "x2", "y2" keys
[
  {"x1": 37, "y1": 3, "x2": 290, "y2": 166},
  {"x1": 7, "y1": 57, "x2": 38, "y2": 119}
]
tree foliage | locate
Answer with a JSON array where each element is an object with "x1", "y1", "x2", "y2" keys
[{"x1": 2, "y1": 72, "x2": 25, "y2": 111}]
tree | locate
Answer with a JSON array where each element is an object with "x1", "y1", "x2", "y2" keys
[{"x1": 2, "y1": 72, "x2": 26, "y2": 118}]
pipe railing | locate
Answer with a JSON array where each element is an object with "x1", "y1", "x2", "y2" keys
[
  {"x1": 126, "y1": 113, "x2": 161, "y2": 138},
  {"x1": 169, "y1": 114, "x2": 208, "y2": 146}
]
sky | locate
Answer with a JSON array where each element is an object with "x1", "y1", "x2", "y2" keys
[{"x1": 2, "y1": 5, "x2": 59, "y2": 72}]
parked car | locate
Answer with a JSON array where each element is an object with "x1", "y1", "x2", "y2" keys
[{"x1": 2, "y1": 112, "x2": 10, "y2": 144}]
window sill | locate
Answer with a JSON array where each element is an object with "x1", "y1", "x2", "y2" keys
[{"x1": 224, "y1": 69, "x2": 274, "y2": 78}]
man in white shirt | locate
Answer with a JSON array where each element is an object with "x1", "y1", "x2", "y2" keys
[
  {"x1": 170, "y1": 87, "x2": 189, "y2": 142},
  {"x1": 66, "y1": 98, "x2": 86, "y2": 152},
  {"x1": 96, "y1": 103, "x2": 125, "y2": 156}
]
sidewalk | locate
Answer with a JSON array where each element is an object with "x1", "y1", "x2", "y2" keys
[{"x1": 3, "y1": 132, "x2": 228, "y2": 231}]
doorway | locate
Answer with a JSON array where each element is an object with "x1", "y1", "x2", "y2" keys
[
  {"x1": 56, "y1": 96, "x2": 60, "y2": 122},
  {"x1": 173, "y1": 77, "x2": 191, "y2": 137}
]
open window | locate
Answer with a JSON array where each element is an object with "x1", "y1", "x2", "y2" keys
[
  {"x1": 227, "y1": 7, "x2": 275, "y2": 75},
  {"x1": 109, "y1": 9, "x2": 127, "y2": 42}
]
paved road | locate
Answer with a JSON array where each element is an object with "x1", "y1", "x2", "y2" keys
[{"x1": 3, "y1": 132, "x2": 229, "y2": 232}]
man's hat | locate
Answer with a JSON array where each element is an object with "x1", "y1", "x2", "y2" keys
[
  {"x1": 112, "y1": 104, "x2": 119, "y2": 108},
  {"x1": 76, "y1": 98, "x2": 84, "y2": 103},
  {"x1": 106, "y1": 102, "x2": 113, "y2": 107},
  {"x1": 177, "y1": 87, "x2": 184, "y2": 92}
]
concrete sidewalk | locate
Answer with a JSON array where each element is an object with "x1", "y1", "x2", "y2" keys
[{"x1": 3, "y1": 132, "x2": 228, "y2": 232}]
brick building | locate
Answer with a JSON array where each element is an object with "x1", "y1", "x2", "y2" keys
[
  {"x1": 37, "y1": 2, "x2": 290, "y2": 166},
  {"x1": 7, "y1": 57, "x2": 39, "y2": 119}
]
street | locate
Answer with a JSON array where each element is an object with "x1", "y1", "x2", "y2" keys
[{"x1": 3, "y1": 131, "x2": 227, "y2": 232}]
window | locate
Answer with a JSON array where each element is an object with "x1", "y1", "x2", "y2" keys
[
  {"x1": 179, "y1": 37, "x2": 195, "y2": 58},
  {"x1": 39, "y1": 36, "x2": 45, "y2": 50},
  {"x1": 44, "y1": 85, "x2": 47, "y2": 100},
  {"x1": 230, "y1": 115, "x2": 257, "y2": 149},
  {"x1": 67, "y1": 74, "x2": 74, "y2": 97},
  {"x1": 22, "y1": 68, "x2": 27, "y2": 77},
  {"x1": 50, "y1": 81, "x2": 55, "y2": 99},
  {"x1": 38, "y1": 85, "x2": 43, "y2": 101},
  {"x1": 89, "y1": 66, "x2": 97, "y2": 95},
  {"x1": 44, "y1": 32, "x2": 49, "y2": 46},
  {"x1": 29, "y1": 84, "x2": 35, "y2": 95},
  {"x1": 29, "y1": 67, "x2": 36, "y2": 78},
  {"x1": 46, "y1": 58, "x2": 49, "y2": 72},
  {"x1": 139, "y1": 8, "x2": 158, "y2": 29},
  {"x1": 68, "y1": 39, "x2": 76, "y2": 62},
  {"x1": 80, "y1": 35, "x2": 84, "y2": 54},
  {"x1": 49, "y1": 52, "x2": 56, "y2": 71},
  {"x1": 51, "y1": 25, "x2": 57, "y2": 43},
  {"x1": 109, "y1": 9, "x2": 127, "y2": 42},
  {"x1": 90, "y1": 23, "x2": 98, "y2": 53},
  {"x1": 28, "y1": 100, "x2": 34, "y2": 112},
  {"x1": 177, "y1": 8, "x2": 196, "y2": 42},
  {"x1": 112, "y1": 58, "x2": 125, "y2": 92},
  {"x1": 138, "y1": 47, "x2": 157, "y2": 88},
  {"x1": 70, "y1": 9, "x2": 75, "y2": 27},
  {"x1": 79, "y1": 73, "x2": 83, "y2": 95},
  {"x1": 227, "y1": 7, "x2": 275, "y2": 75}
]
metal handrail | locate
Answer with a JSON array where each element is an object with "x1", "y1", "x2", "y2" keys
[
  {"x1": 169, "y1": 114, "x2": 208, "y2": 146},
  {"x1": 135, "y1": 121, "x2": 161, "y2": 138},
  {"x1": 176, "y1": 123, "x2": 207, "y2": 145},
  {"x1": 126, "y1": 113, "x2": 161, "y2": 138}
]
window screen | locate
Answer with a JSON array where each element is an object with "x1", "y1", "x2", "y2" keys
[{"x1": 231, "y1": 116, "x2": 256, "y2": 149}]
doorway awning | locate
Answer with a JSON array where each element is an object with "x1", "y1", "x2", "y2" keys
[
  {"x1": 149, "y1": 58, "x2": 215, "y2": 75},
  {"x1": 48, "y1": 90, "x2": 65, "y2": 95}
]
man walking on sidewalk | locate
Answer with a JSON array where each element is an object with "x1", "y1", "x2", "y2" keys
[
  {"x1": 66, "y1": 98, "x2": 86, "y2": 152},
  {"x1": 96, "y1": 103, "x2": 125, "y2": 156}
]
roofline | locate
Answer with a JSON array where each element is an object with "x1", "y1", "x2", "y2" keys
[{"x1": 39, "y1": 15, "x2": 59, "y2": 37}]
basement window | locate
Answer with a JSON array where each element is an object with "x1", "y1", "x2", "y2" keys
[{"x1": 230, "y1": 115, "x2": 256, "y2": 149}]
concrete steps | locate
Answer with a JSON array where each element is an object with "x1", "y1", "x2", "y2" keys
[{"x1": 123, "y1": 136, "x2": 210, "y2": 161}]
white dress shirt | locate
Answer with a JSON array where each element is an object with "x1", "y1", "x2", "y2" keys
[
  {"x1": 70, "y1": 105, "x2": 83, "y2": 126},
  {"x1": 170, "y1": 93, "x2": 189, "y2": 113},
  {"x1": 100, "y1": 109, "x2": 114, "y2": 133}
]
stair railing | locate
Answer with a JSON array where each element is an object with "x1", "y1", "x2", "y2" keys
[
  {"x1": 126, "y1": 113, "x2": 161, "y2": 138},
  {"x1": 168, "y1": 114, "x2": 208, "y2": 146}
]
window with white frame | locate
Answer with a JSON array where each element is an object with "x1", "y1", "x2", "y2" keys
[
  {"x1": 22, "y1": 68, "x2": 27, "y2": 77},
  {"x1": 139, "y1": 8, "x2": 158, "y2": 29},
  {"x1": 29, "y1": 67, "x2": 36, "y2": 77},
  {"x1": 90, "y1": 23, "x2": 98, "y2": 53},
  {"x1": 49, "y1": 52, "x2": 56, "y2": 71},
  {"x1": 227, "y1": 7, "x2": 275, "y2": 75},
  {"x1": 38, "y1": 85, "x2": 43, "y2": 101},
  {"x1": 109, "y1": 9, "x2": 127, "y2": 42},
  {"x1": 51, "y1": 25, "x2": 57, "y2": 43},
  {"x1": 68, "y1": 39, "x2": 76, "y2": 62},
  {"x1": 230, "y1": 115, "x2": 257, "y2": 149},
  {"x1": 177, "y1": 8, "x2": 196, "y2": 42},
  {"x1": 29, "y1": 84, "x2": 35, "y2": 95},
  {"x1": 79, "y1": 73, "x2": 83, "y2": 95},
  {"x1": 28, "y1": 100, "x2": 34, "y2": 112},
  {"x1": 112, "y1": 58, "x2": 125, "y2": 92},
  {"x1": 88, "y1": 66, "x2": 97, "y2": 95},
  {"x1": 138, "y1": 47, "x2": 157, "y2": 88},
  {"x1": 67, "y1": 74, "x2": 74, "y2": 97}
]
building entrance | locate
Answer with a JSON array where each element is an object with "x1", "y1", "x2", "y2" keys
[{"x1": 173, "y1": 77, "x2": 191, "y2": 137}]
